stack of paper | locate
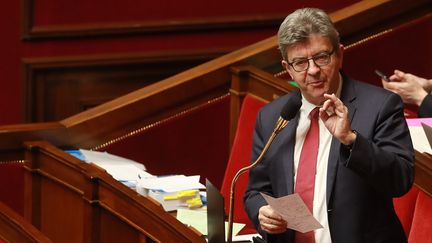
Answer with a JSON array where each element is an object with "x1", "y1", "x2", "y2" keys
[
  {"x1": 66, "y1": 149, "x2": 153, "y2": 187},
  {"x1": 148, "y1": 189, "x2": 202, "y2": 212}
]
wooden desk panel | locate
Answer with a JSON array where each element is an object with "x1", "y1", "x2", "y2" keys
[{"x1": 0, "y1": 201, "x2": 53, "y2": 243}]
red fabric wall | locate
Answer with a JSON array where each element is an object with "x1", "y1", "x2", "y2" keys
[
  {"x1": 0, "y1": 164, "x2": 24, "y2": 214},
  {"x1": 102, "y1": 96, "x2": 231, "y2": 189}
]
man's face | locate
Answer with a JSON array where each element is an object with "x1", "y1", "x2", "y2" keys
[{"x1": 282, "y1": 34, "x2": 343, "y2": 105}]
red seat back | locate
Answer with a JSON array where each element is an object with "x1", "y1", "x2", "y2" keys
[
  {"x1": 393, "y1": 186, "x2": 419, "y2": 237},
  {"x1": 408, "y1": 190, "x2": 432, "y2": 243},
  {"x1": 220, "y1": 95, "x2": 266, "y2": 233}
]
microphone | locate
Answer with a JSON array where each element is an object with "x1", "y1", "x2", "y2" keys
[{"x1": 226, "y1": 95, "x2": 302, "y2": 243}]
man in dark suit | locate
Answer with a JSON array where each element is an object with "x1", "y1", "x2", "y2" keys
[{"x1": 244, "y1": 8, "x2": 414, "y2": 243}]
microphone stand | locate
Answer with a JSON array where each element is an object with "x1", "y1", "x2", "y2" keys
[{"x1": 227, "y1": 116, "x2": 289, "y2": 243}]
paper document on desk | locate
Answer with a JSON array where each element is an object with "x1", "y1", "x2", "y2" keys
[
  {"x1": 66, "y1": 149, "x2": 152, "y2": 183},
  {"x1": 79, "y1": 149, "x2": 145, "y2": 169},
  {"x1": 137, "y1": 175, "x2": 205, "y2": 192},
  {"x1": 97, "y1": 163, "x2": 150, "y2": 181},
  {"x1": 260, "y1": 193, "x2": 323, "y2": 233},
  {"x1": 407, "y1": 118, "x2": 432, "y2": 154}
]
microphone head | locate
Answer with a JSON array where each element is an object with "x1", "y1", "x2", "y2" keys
[{"x1": 280, "y1": 94, "x2": 302, "y2": 120}]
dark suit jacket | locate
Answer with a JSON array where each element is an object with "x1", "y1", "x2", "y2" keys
[
  {"x1": 418, "y1": 94, "x2": 432, "y2": 118},
  {"x1": 244, "y1": 74, "x2": 415, "y2": 243}
]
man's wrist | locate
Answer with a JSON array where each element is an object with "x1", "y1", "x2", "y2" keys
[
  {"x1": 423, "y1": 78, "x2": 432, "y2": 93},
  {"x1": 416, "y1": 90, "x2": 428, "y2": 107},
  {"x1": 344, "y1": 130, "x2": 357, "y2": 148}
]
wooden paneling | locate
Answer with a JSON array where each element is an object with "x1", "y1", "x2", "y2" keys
[
  {"x1": 22, "y1": 50, "x2": 227, "y2": 122},
  {"x1": 0, "y1": 201, "x2": 53, "y2": 242},
  {"x1": 21, "y1": 0, "x2": 358, "y2": 40}
]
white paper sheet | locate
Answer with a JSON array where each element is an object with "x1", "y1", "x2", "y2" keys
[{"x1": 137, "y1": 175, "x2": 205, "y2": 192}]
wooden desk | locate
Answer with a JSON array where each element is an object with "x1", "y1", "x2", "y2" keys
[{"x1": 24, "y1": 141, "x2": 206, "y2": 243}]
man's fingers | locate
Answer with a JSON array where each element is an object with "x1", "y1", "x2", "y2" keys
[
  {"x1": 258, "y1": 205, "x2": 287, "y2": 234},
  {"x1": 323, "y1": 93, "x2": 342, "y2": 108},
  {"x1": 322, "y1": 94, "x2": 346, "y2": 115},
  {"x1": 261, "y1": 223, "x2": 287, "y2": 234},
  {"x1": 319, "y1": 108, "x2": 329, "y2": 122},
  {"x1": 259, "y1": 216, "x2": 287, "y2": 234},
  {"x1": 260, "y1": 216, "x2": 286, "y2": 227},
  {"x1": 334, "y1": 102, "x2": 348, "y2": 116},
  {"x1": 321, "y1": 97, "x2": 333, "y2": 111}
]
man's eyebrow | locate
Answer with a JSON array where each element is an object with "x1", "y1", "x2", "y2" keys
[
  {"x1": 290, "y1": 50, "x2": 330, "y2": 60},
  {"x1": 291, "y1": 57, "x2": 307, "y2": 62}
]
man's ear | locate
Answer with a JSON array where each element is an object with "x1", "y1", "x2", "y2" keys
[
  {"x1": 281, "y1": 60, "x2": 289, "y2": 69},
  {"x1": 281, "y1": 60, "x2": 293, "y2": 80},
  {"x1": 338, "y1": 44, "x2": 344, "y2": 69}
]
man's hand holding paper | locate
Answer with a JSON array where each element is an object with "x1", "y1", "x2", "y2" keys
[{"x1": 259, "y1": 193, "x2": 323, "y2": 233}]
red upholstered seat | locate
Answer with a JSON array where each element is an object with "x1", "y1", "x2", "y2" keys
[
  {"x1": 393, "y1": 186, "x2": 419, "y2": 237},
  {"x1": 220, "y1": 95, "x2": 266, "y2": 234},
  {"x1": 408, "y1": 190, "x2": 432, "y2": 243}
]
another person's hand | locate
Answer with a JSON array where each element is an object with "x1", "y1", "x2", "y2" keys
[
  {"x1": 258, "y1": 205, "x2": 287, "y2": 234},
  {"x1": 382, "y1": 70, "x2": 430, "y2": 106},
  {"x1": 319, "y1": 93, "x2": 356, "y2": 146}
]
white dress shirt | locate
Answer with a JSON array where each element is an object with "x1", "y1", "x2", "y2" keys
[{"x1": 293, "y1": 76, "x2": 342, "y2": 243}]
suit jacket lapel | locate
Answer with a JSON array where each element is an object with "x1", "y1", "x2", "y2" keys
[{"x1": 326, "y1": 75, "x2": 357, "y2": 204}]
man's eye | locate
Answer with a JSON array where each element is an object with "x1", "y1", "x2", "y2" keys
[
  {"x1": 294, "y1": 60, "x2": 308, "y2": 66},
  {"x1": 315, "y1": 54, "x2": 328, "y2": 61}
]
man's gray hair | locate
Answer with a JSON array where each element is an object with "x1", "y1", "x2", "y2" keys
[{"x1": 277, "y1": 8, "x2": 340, "y2": 61}]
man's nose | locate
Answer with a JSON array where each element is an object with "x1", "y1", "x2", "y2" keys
[{"x1": 307, "y1": 59, "x2": 320, "y2": 74}]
